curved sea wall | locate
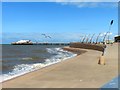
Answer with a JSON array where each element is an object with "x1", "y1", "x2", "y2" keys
[{"x1": 70, "y1": 42, "x2": 106, "y2": 52}]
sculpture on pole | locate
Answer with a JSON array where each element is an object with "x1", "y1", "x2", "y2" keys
[
  {"x1": 90, "y1": 34, "x2": 95, "y2": 43},
  {"x1": 86, "y1": 34, "x2": 90, "y2": 43},
  {"x1": 96, "y1": 33, "x2": 101, "y2": 44},
  {"x1": 82, "y1": 35, "x2": 86, "y2": 43}
]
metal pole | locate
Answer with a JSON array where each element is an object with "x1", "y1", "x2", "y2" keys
[
  {"x1": 90, "y1": 34, "x2": 95, "y2": 43},
  {"x1": 103, "y1": 32, "x2": 109, "y2": 44},
  {"x1": 82, "y1": 35, "x2": 86, "y2": 43},
  {"x1": 80, "y1": 36, "x2": 83, "y2": 42},
  {"x1": 108, "y1": 25, "x2": 112, "y2": 44},
  {"x1": 108, "y1": 20, "x2": 113, "y2": 44},
  {"x1": 103, "y1": 20, "x2": 114, "y2": 44},
  {"x1": 96, "y1": 33, "x2": 101, "y2": 44},
  {"x1": 86, "y1": 34, "x2": 90, "y2": 43}
]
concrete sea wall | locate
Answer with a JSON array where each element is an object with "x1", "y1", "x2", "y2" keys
[{"x1": 70, "y1": 42, "x2": 106, "y2": 52}]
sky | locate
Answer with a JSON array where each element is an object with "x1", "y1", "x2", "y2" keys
[{"x1": 2, "y1": 2, "x2": 118, "y2": 44}]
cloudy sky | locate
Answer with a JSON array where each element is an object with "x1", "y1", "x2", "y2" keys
[{"x1": 2, "y1": 1, "x2": 118, "y2": 44}]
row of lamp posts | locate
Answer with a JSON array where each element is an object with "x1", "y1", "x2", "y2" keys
[{"x1": 80, "y1": 20, "x2": 114, "y2": 44}]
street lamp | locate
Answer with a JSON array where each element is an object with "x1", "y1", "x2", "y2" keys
[
  {"x1": 108, "y1": 20, "x2": 114, "y2": 43},
  {"x1": 103, "y1": 20, "x2": 114, "y2": 44}
]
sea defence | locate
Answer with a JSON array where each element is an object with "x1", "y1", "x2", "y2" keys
[
  {"x1": 70, "y1": 42, "x2": 106, "y2": 52},
  {"x1": 69, "y1": 42, "x2": 107, "y2": 65}
]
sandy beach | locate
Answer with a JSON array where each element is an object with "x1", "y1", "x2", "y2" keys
[{"x1": 1, "y1": 43, "x2": 118, "y2": 88}]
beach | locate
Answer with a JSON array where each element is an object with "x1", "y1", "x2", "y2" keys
[{"x1": 1, "y1": 43, "x2": 118, "y2": 88}]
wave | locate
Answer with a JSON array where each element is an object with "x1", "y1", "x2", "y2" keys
[{"x1": 1, "y1": 47, "x2": 77, "y2": 82}]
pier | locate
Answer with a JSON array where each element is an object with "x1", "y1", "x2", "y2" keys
[
  {"x1": 34, "y1": 42, "x2": 70, "y2": 45},
  {"x1": 12, "y1": 42, "x2": 70, "y2": 45}
]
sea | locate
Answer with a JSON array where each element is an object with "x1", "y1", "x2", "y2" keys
[{"x1": 1, "y1": 44, "x2": 77, "y2": 82}]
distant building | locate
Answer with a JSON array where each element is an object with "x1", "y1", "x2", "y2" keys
[
  {"x1": 114, "y1": 36, "x2": 120, "y2": 42},
  {"x1": 11, "y1": 40, "x2": 33, "y2": 45},
  {"x1": 105, "y1": 40, "x2": 114, "y2": 44}
]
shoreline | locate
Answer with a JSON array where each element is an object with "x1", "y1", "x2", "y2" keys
[
  {"x1": 1, "y1": 47, "x2": 86, "y2": 83},
  {"x1": 2, "y1": 44, "x2": 118, "y2": 88}
]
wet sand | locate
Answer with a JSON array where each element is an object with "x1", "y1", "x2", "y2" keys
[{"x1": 1, "y1": 43, "x2": 118, "y2": 88}]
